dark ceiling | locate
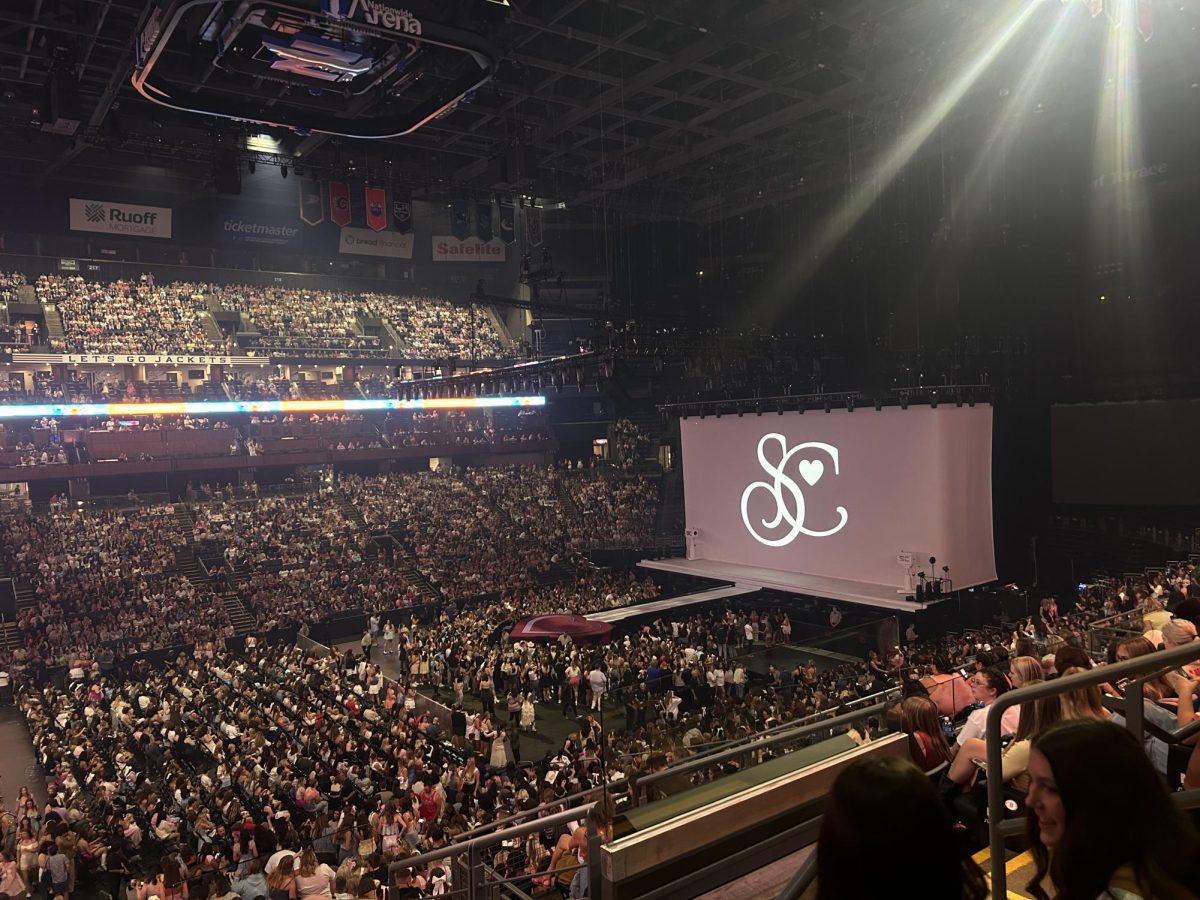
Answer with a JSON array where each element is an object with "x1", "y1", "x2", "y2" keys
[{"x1": 0, "y1": 0, "x2": 1196, "y2": 221}]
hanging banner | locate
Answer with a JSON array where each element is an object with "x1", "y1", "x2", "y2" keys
[
  {"x1": 69, "y1": 198, "x2": 172, "y2": 239},
  {"x1": 476, "y1": 201, "x2": 493, "y2": 242},
  {"x1": 299, "y1": 179, "x2": 324, "y2": 225},
  {"x1": 393, "y1": 193, "x2": 413, "y2": 233},
  {"x1": 450, "y1": 200, "x2": 469, "y2": 240},
  {"x1": 525, "y1": 206, "x2": 543, "y2": 248},
  {"x1": 365, "y1": 185, "x2": 387, "y2": 232},
  {"x1": 329, "y1": 181, "x2": 351, "y2": 227},
  {"x1": 498, "y1": 195, "x2": 516, "y2": 244},
  {"x1": 432, "y1": 235, "x2": 506, "y2": 263},
  {"x1": 339, "y1": 226, "x2": 413, "y2": 259}
]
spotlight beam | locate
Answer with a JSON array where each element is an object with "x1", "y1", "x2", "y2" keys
[
  {"x1": 947, "y1": 2, "x2": 1076, "y2": 226},
  {"x1": 1090, "y1": 0, "x2": 1151, "y2": 292},
  {"x1": 756, "y1": 0, "x2": 1042, "y2": 325}
]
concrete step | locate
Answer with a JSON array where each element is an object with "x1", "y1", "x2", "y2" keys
[{"x1": 220, "y1": 593, "x2": 256, "y2": 635}]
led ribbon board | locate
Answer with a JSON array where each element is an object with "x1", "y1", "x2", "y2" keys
[{"x1": 0, "y1": 396, "x2": 546, "y2": 419}]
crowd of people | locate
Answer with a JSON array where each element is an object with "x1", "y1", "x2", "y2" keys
[
  {"x1": 0, "y1": 504, "x2": 234, "y2": 669},
  {"x1": 7, "y1": 273, "x2": 512, "y2": 361},
  {"x1": 39, "y1": 276, "x2": 223, "y2": 355},
  {"x1": 0, "y1": 466, "x2": 657, "y2": 665},
  {"x1": 4, "y1": 534, "x2": 1200, "y2": 899},
  {"x1": 359, "y1": 294, "x2": 509, "y2": 360},
  {"x1": 2, "y1": 416, "x2": 1199, "y2": 900},
  {"x1": 216, "y1": 286, "x2": 382, "y2": 354}
]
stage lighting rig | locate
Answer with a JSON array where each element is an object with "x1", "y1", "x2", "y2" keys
[{"x1": 132, "y1": 0, "x2": 502, "y2": 138}]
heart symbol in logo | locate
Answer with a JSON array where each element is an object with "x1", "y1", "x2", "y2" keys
[{"x1": 797, "y1": 459, "x2": 824, "y2": 486}]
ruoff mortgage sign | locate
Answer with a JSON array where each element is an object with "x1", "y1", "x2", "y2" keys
[{"x1": 69, "y1": 198, "x2": 173, "y2": 239}]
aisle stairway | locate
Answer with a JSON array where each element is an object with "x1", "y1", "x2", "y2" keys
[
  {"x1": 220, "y1": 595, "x2": 257, "y2": 634},
  {"x1": 15, "y1": 583, "x2": 35, "y2": 617},
  {"x1": 334, "y1": 493, "x2": 369, "y2": 530},
  {"x1": 172, "y1": 503, "x2": 195, "y2": 537},
  {"x1": 380, "y1": 529, "x2": 442, "y2": 604},
  {"x1": 553, "y1": 476, "x2": 584, "y2": 521},
  {"x1": 40, "y1": 303, "x2": 64, "y2": 346},
  {"x1": 175, "y1": 545, "x2": 256, "y2": 635},
  {"x1": 200, "y1": 312, "x2": 225, "y2": 347}
]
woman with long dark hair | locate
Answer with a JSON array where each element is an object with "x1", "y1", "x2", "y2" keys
[
  {"x1": 899, "y1": 696, "x2": 951, "y2": 771},
  {"x1": 1025, "y1": 719, "x2": 1200, "y2": 900},
  {"x1": 816, "y1": 757, "x2": 987, "y2": 900}
]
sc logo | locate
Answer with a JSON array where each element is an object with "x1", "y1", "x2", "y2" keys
[{"x1": 740, "y1": 433, "x2": 849, "y2": 546}]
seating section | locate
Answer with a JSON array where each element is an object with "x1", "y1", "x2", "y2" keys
[
  {"x1": 2, "y1": 273, "x2": 513, "y2": 360},
  {"x1": 360, "y1": 292, "x2": 508, "y2": 359},
  {"x1": 38, "y1": 275, "x2": 221, "y2": 354},
  {"x1": 0, "y1": 505, "x2": 231, "y2": 660},
  {"x1": 216, "y1": 285, "x2": 381, "y2": 354}
]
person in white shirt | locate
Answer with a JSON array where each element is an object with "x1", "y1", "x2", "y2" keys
[
  {"x1": 951, "y1": 668, "x2": 1019, "y2": 756},
  {"x1": 587, "y1": 666, "x2": 607, "y2": 711}
]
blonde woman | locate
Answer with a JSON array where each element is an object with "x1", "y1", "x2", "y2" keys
[
  {"x1": 294, "y1": 848, "x2": 335, "y2": 900},
  {"x1": 1008, "y1": 655, "x2": 1044, "y2": 689},
  {"x1": 520, "y1": 693, "x2": 536, "y2": 733}
]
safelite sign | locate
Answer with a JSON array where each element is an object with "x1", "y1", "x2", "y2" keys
[{"x1": 431, "y1": 235, "x2": 506, "y2": 262}]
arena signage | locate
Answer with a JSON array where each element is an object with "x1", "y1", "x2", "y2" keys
[
  {"x1": 21, "y1": 353, "x2": 261, "y2": 367},
  {"x1": 69, "y1": 199, "x2": 173, "y2": 239},
  {"x1": 325, "y1": 0, "x2": 423, "y2": 34},
  {"x1": 431, "y1": 235, "x2": 506, "y2": 263},
  {"x1": 64, "y1": 354, "x2": 238, "y2": 366},
  {"x1": 338, "y1": 226, "x2": 414, "y2": 259},
  {"x1": 221, "y1": 218, "x2": 302, "y2": 246}
]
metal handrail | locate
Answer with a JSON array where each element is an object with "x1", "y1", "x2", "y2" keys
[
  {"x1": 776, "y1": 845, "x2": 819, "y2": 900},
  {"x1": 388, "y1": 800, "x2": 600, "y2": 900},
  {"x1": 643, "y1": 685, "x2": 899, "y2": 769},
  {"x1": 985, "y1": 641, "x2": 1200, "y2": 897},
  {"x1": 639, "y1": 699, "x2": 892, "y2": 792},
  {"x1": 452, "y1": 688, "x2": 898, "y2": 845}
]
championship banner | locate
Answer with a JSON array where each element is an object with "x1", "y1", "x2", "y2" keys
[
  {"x1": 69, "y1": 198, "x2": 172, "y2": 239},
  {"x1": 393, "y1": 193, "x2": 413, "y2": 233},
  {"x1": 299, "y1": 179, "x2": 324, "y2": 225},
  {"x1": 339, "y1": 226, "x2": 413, "y2": 259},
  {"x1": 432, "y1": 235, "x2": 506, "y2": 263},
  {"x1": 498, "y1": 195, "x2": 516, "y2": 244},
  {"x1": 450, "y1": 200, "x2": 469, "y2": 240},
  {"x1": 476, "y1": 201, "x2": 493, "y2": 242},
  {"x1": 329, "y1": 181, "x2": 351, "y2": 227},
  {"x1": 365, "y1": 185, "x2": 387, "y2": 232},
  {"x1": 525, "y1": 206, "x2": 543, "y2": 247}
]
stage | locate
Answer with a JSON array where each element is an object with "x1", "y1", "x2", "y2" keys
[{"x1": 637, "y1": 558, "x2": 949, "y2": 612}]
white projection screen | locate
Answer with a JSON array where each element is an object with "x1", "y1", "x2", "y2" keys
[{"x1": 680, "y1": 406, "x2": 996, "y2": 591}]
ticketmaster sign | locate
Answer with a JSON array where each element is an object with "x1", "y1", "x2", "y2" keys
[
  {"x1": 69, "y1": 198, "x2": 173, "y2": 239},
  {"x1": 338, "y1": 226, "x2": 413, "y2": 259}
]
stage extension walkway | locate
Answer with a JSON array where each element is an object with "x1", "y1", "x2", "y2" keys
[{"x1": 585, "y1": 584, "x2": 759, "y2": 623}]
